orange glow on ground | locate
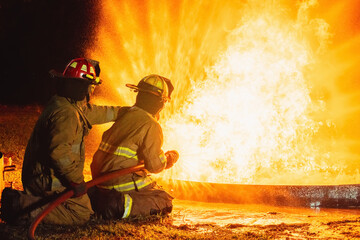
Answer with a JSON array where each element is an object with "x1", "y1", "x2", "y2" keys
[{"x1": 87, "y1": 0, "x2": 360, "y2": 185}]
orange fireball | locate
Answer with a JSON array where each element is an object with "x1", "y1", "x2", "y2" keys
[{"x1": 87, "y1": 0, "x2": 360, "y2": 185}]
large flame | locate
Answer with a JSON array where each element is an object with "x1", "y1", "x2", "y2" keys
[{"x1": 88, "y1": 0, "x2": 360, "y2": 185}]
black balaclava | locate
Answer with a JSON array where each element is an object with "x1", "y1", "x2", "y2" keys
[
  {"x1": 135, "y1": 91, "x2": 165, "y2": 116},
  {"x1": 56, "y1": 78, "x2": 92, "y2": 102}
]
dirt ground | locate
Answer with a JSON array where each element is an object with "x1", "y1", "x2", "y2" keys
[
  {"x1": 0, "y1": 105, "x2": 360, "y2": 239},
  {"x1": 173, "y1": 200, "x2": 360, "y2": 239}
]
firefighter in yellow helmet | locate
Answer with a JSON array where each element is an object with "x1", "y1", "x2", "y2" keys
[{"x1": 90, "y1": 74, "x2": 179, "y2": 219}]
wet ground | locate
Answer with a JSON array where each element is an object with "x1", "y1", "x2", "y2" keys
[{"x1": 172, "y1": 200, "x2": 360, "y2": 239}]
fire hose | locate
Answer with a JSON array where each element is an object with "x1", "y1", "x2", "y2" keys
[{"x1": 27, "y1": 164, "x2": 145, "y2": 240}]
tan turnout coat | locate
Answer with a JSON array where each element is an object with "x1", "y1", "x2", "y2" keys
[
  {"x1": 20, "y1": 95, "x2": 120, "y2": 224},
  {"x1": 91, "y1": 106, "x2": 173, "y2": 218}
]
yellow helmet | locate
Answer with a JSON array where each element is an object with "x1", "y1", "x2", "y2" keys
[{"x1": 126, "y1": 74, "x2": 174, "y2": 101}]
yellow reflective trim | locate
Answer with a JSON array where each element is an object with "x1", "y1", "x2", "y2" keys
[
  {"x1": 98, "y1": 177, "x2": 153, "y2": 192},
  {"x1": 117, "y1": 153, "x2": 138, "y2": 160},
  {"x1": 99, "y1": 142, "x2": 138, "y2": 159},
  {"x1": 85, "y1": 74, "x2": 94, "y2": 79},
  {"x1": 95, "y1": 77, "x2": 100, "y2": 83},
  {"x1": 122, "y1": 194, "x2": 132, "y2": 218},
  {"x1": 90, "y1": 66, "x2": 95, "y2": 74},
  {"x1": 114, "y1": 147, "x2": 138, "y2": 160},
  {"x1": 81, "y1": 64, "x2": 87, "y2": 72},
  {"x1": 70, "y1": 62, "x2": 77, "y2": 68}
]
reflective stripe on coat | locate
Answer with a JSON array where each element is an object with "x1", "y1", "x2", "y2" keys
[{"x1": 91, "y1": 106, "x2": 167, "y2": 190}]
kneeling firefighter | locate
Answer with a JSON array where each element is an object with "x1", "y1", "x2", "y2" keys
[
  {"x1": 1, "y1": 58, "x2": 123, "y2": 225},
  {"x1": 90, "y1": 74, "x2": 179, "y2": 219}
]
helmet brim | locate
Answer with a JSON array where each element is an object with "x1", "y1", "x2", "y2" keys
[
  {"x1": 49, "y1": 69, "x2": 66, "y2": 79},
  {"x1": 49, "y1": 69, "x2": 102, "y2": 85},
  {"x1": 125, "y1": 83, "x2": 139, "y2": 91},
  {"x1": 126, "y1": 83, "x2": 170, "y2": 101}
]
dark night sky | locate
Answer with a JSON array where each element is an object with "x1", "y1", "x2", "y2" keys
[{"x1": 0, "y1": 0, "x2": 99, "y2": 105}]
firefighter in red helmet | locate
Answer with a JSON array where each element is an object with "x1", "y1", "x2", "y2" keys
[
  {"x1": 1, "y1": 58, "x2": 124, "y2": 225},
  {"x1": 90, "y1": 74, "x2": 179, "y2": 219}
]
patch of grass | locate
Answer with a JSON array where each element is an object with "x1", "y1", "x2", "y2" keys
[{"x1": 0, "y1": 216, "x2": 273, "y2": 240}]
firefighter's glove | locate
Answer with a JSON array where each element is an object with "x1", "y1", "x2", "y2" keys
[
  {"x1": 70, "y1": 181, "x2": 87, "y2": 198},
  {"x1": 165, "y1": 150, "x2": 179, "y2": 169}
]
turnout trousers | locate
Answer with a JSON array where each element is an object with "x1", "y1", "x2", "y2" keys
[
  {"x1": 1, "y1": 187, "x2": 93, "y2": 225},
  {"x1": 90, "y1": 182, "x2": 174, "y2": 220}
]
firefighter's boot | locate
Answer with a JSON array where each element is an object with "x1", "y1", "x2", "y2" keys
[{"x1": 0, "y1": 187, "x2": 22, "y2": 224}]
